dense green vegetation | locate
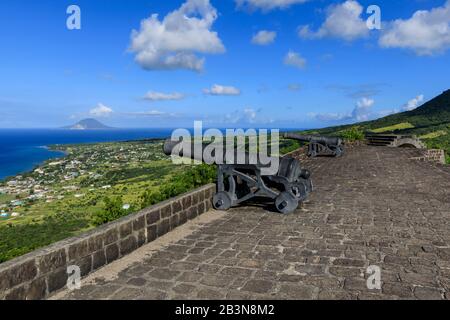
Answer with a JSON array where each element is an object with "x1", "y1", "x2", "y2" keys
[
  {"x1": 340, "y1": 127, "x2": 365, "y2": 141},
  {"x1": 92, "y1": 197, "x2": 131, "y2": 227},
  {"x1": 279, "y1": 139, "x2": 301, "y2": 154},
  {"x1": 0, "y1": 211, "x2": 90, "y2": 263},
  {"x1": 141, "y1": 164, "x2": 217, "y2": 208}
]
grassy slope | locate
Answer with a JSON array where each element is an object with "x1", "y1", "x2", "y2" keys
[{"x1": 305, "y1": 89, "x2": 450, "y2": 161}]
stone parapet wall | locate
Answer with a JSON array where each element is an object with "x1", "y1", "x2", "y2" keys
[
  {"x1": 410, "y1": 149, "x2": 446, "y2": 164},
  {"x1": 0, "y1": 184, "x2": 216, "y2": 300}
]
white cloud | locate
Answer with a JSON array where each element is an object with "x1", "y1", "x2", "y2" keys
[
  {"x1": 309, "y1": 97, "x2": 375, "y2": 122},
  {"x1": 203, "y1": 84, "x2": 241, "y2": 96},
  {"x1": 225, "y1": 107, "x2": 264, "y2": 124},
  {"x1": 129, "y1": 0, "x2": 225, "y2": 72},
  {"x1": 244, "y1": 108, "x2": 257, "y2": 123},
  {"x1": 143, "y1": 91, "x2": 185, "y2": 101},
  {"x1": 283, "y1": 51, "x2": 306, "y2": 69},
  {"x1": 379, "y1": 1, "x2": 450, "y2": 55},
  {"x1": 236, "y1": 0, "x2": 308, "y2": 11},
  {"x1": 353, "y1": 97, "x2": 374, "y2": 121},
  {"x1": 402, "y1": 95, "x2": 424, "y2": 111},
  {"x1": 381, "y1": 95, "x2": 425, "y2": 115},
  {"x1": 89, "y1": 103, "x2": 113, "y2": 117},
  {"x1": 251, "y1": 30, "x2": 277, "y2": 45},
  {"x1": 299, "y1": 0, "x2": 369, "y2": 41},
  {"x1": 308, "y1": 94, "x2": 425, "y2": 123}
]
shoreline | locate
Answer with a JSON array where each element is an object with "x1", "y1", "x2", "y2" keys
[
  {"x1": 0, "y1": 147, "x2": 66, "y2": 183},
  {"x1": 0, "y1": 138, "x2": 167, "y2": 183}
]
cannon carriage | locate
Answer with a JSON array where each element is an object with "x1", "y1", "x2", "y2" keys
[{"x1": 163, "y1": 138, "x2": 313, "y2": 214}]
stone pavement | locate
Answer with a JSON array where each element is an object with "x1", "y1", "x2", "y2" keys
[{"x1": 52, "y1": 146, "x2": 450, "y2": 300}]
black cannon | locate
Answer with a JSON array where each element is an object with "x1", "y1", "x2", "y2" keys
[
  {"x1": 163, "y1": 138, "x2": 313, "y2": 214},
  {"x1": 283, "y1": 133, "x2": 344, "y2": 157}
]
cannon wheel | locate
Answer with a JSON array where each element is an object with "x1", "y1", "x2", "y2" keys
[
  {"x1": 335, "y1": 146, "x2": 344, "y2": 157},
  {"x1": 213, "y1": 192, "x2": 233, "y2": 211},
  {"x1": 275, "y1": 192, "x2": 299, "y2": 214},
  {"x1": 290, "y1": 182, "x2": 308, "y2": 202},
  {"x1": 308, "y1": 149, "x2": 317, "y2": 158}
]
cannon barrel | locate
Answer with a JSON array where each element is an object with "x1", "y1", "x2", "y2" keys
[
  {"x1": 283, "y1": 133, "x2": 342, "y2": 146},
  {"x1": 163, "y1": 138, "x2": 279, "y2": 167},
  {"x1": 163, "y1": 138, "x2": 314, "y2": 214}
]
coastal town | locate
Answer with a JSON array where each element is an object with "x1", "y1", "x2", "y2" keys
[{"x1": 0, "y1": 140, "x2": 171, "y2": 223}]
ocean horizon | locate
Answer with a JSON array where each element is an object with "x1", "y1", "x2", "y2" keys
[{"x1": 0, "y1": 127, "x2": 302, "y2": 181}]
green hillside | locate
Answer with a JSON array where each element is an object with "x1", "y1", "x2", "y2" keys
[{"x1": 306, "y1": 89, "x2": 450, "y2": 163}]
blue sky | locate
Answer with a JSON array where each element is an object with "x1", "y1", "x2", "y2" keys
[{"x1": 0, "y1": 0, "x2": 449, "y2": 129}]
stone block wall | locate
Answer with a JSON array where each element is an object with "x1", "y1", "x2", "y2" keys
[
  {"x1": 0, "y1": 184, "x2": 215, "y2": 300},
  {"x1": 410, "y1": 149, "x2": 446, "y2": 164},
  {"x1": 425, "y1": 149, "x2": 446, "y2": 164}
]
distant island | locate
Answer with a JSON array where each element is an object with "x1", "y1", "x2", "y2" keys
[{"x1": 63, "y1": 118, "x2": 113, "y2": 130}]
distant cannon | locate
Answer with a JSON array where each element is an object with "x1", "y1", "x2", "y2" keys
[
  {"x1": 163, "y1": 138, "x2": 313, "y2": 214},
  {"x1": 283, "y1": 133, "x2": 344, "y2": 157}
]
